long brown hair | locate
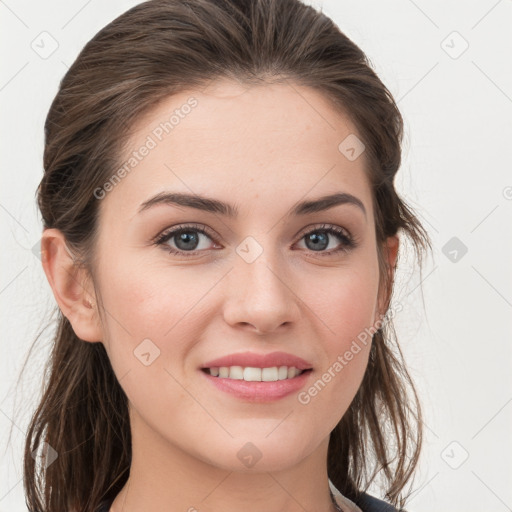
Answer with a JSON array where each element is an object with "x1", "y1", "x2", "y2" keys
[{"x1": 21, "y1": 0, "x2": 432, "y2": 510}]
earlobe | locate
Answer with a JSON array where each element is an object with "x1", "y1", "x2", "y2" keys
[{"x1": 40, "y1": 228, "x2": 102, "y2": 342}]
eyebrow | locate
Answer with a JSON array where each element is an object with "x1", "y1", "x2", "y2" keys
[{"x1": 138, "y1": 191, "x2": 367, "y2": 218}]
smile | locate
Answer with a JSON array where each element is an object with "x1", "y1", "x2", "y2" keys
[{"x1": 202, "y1": 366, "x2": 308, "y2": 381}]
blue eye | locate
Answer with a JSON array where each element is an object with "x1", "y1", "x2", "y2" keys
[
  {"x1": 153, "y1": 223, "x2": 356, "y2": 256},
  {"x1": 154, "y1": 223, "x2": 217, "y2": 255},
  {"x1": 297, "y1": 224, "x2": 356, "y2": 254}
]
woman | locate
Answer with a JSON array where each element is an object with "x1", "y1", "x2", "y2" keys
[{"x1": 24, "y1": 0, "x2": 431, "y2": 511}]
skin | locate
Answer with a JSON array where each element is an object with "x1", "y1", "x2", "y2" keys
[{"x1": 42, "y1": 78, "x2": 398, "y2": 512}]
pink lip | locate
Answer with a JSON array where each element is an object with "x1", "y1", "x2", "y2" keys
[
  {"x1": 201, "y1": 351, "x2": 313, "y2": 371},
  {"x1": 200, "y1": 368, "x2": 313, "y2": 402}
]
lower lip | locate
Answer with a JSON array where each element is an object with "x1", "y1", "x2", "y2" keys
[{"x1": 200, "y1": 369, "x2": 313, "y2": 402}]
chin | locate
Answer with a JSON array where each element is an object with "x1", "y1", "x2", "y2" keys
[{"x1": 195, "y1": 434, "x2": 315, "y2": 473}]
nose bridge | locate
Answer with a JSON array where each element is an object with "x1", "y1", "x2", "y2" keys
[{"x1": 223, "y1": 234, "x2": 299, "y2": 332}]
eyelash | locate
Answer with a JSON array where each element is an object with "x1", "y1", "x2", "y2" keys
[{"x1": 153, "y1": 222, "x2": 357, "y2": 257}]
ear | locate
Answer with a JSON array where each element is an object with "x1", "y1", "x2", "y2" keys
[
  {"x1": 376, "y1": 234, "x2": 400, "y2": 322},
  {"x1": 40, "y1": 228, "x2": 103, "y2": 342}
]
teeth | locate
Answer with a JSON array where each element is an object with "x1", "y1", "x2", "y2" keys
[
  {"x1": 261, "y1": 367, "x2": 278, "y2": 381},
  {"x1": 244, "y1": 367, "x2": 262, "y2": 381},
  {"x1": 278, "y1": 366, "x2": 289, "y2": 380},
  {"x1": 207, "y1": 366, "x2": 304, "y2": 381},
  {"x1": 230, "y1": 366, "x2": 244, "y2": 380}
]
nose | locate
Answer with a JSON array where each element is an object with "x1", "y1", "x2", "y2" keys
[{"x1": 222, "y1": 248, "x2": 301, "y2": 335}]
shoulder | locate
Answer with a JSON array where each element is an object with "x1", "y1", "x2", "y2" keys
[
  {"x1": 354, "y1": 491, "x2": 407, "y2": 512},
  {"x1": 330, "y1": 482, "x2": 407, "y2": 512}
]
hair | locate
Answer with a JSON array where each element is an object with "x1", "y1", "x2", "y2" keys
[{"x1": 20, "y1": 0, "x2": 432, "y2": 510}]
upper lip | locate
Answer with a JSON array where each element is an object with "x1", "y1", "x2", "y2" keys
[{"x1": 201, "y1": 351, "x2": 313, "y2": 370}]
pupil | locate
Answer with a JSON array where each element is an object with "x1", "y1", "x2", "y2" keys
[
  {"x1": 306, "y1": 232, "x2": 328, "y2": 251},
  {"x1": 176, "y1": 231, "x2": 199, "y2": 250}
]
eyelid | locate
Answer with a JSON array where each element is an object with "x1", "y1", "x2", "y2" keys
[
  {"x1": 152, "y1": 222, "x2": 218, "y2": 245},
  {"x1": 295, "y1": 223, "x2": 356, "y2": 255},
  {"x1": 295, "y1": 222, "x2": 352, "y2": 240}
]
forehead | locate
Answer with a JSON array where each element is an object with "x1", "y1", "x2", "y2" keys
[{"x1": 100, "y1": 79, "x2": 373, "y2": 222}]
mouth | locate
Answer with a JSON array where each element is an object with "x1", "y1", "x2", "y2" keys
[
  {"x1": 201, "y1": 366, "x2": 313, "y2": 382},
  {"x1": 200, "y1": 366, "x2": 313, "y2": 402},
  {"x1": 199, "y1": 351, "x2": 314, "y2": 401}
]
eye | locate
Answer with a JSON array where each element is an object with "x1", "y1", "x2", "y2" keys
[
  {"x1": 153, "y1": 222, "x2": 357, "y2": 257},
  {"x1": 295, "y1": 223, "x2": 356, "y2": 256},
  {"x1": 153, "y1": 223, "x2": 219, "y2": 255}
]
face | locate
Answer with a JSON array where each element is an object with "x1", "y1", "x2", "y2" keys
[{"x1": 91, "y1": 79, "x2": 389, "y2": 472}]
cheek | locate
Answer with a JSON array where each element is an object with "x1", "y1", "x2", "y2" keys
[
  {"x1": 296, "y1": 259, "x2": 379, "y2": 416},
  {"x1": 329, "y1": 275, "x2": 378, "y2": 347},
  {"x1": 95, "y1": 261, "x2": 214, "y2": 425},
  {"x1": 95, "y1": 254, "x2": 215, "y2": 363},
  {"x1": 306, "y1": 258, "x2": 379, "y2": 349}
]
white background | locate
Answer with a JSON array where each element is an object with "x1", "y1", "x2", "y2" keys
[{"x1": 1, "y1": 1, "x2": 511, "y2": 510}]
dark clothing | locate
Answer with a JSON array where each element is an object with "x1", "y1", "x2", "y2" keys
[
  {"x1": 355, "y1": 491, "x2": 404, "y2": 511},
  {"x1": 96, "y1": 501, "x2": 111, "y2": 512}
]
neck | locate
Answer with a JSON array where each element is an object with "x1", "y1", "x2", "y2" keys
[{"x1": 111, "y1": 411, "x2": 338, "y2": 512}]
